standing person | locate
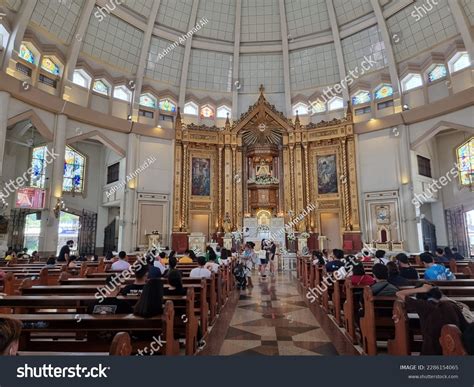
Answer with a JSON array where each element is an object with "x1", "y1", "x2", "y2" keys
[
  {"x1": 58, "y1": 240, "x2": 74, "y2": 262},
  {"x1": 396, "y1": 253, "x2": 419, "y2": 280},
  {"x1": 111, "y1": 251, "x2": 131, "y2": 271},
  {"x1": 259, "y1": 239, "x2": 269, "y2": 278},
  {"x1": 268, "y1": 241, "x2": 277, "y2": 276},
  {"x1": 242, "y1": 242, "x2": 255, "y2": 287},
  {"x1": 0, "y1": 317, "x2": 22, "y2": 356}
]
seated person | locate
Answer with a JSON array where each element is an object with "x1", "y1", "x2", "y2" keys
[
  {"x1": 146, "y1": 254, "x2": 161, "y2": 279},
  {"x1": 161, "y1": 251, "x2": 170, "y2": 265},
  {"x1": 444, "y1": 247, "x2": 455, "y2": 261},
  {"x1": 375, "y1": 249, "x2": 389, "y2": 265},
  {"x1": 434, "y1": 248, "x2": 449, "y2": 263},
  {"x1": 4, "y1": 250, "x2": 15, "y2": 262},
  {"x1": 164, "y1": 269, "x2": 187, "y2": 296},
  {"x1": 180, "y1": 250, "x2": 195, "y2": 263},
  {"x1": 312, "y1": 250, "x2": 325, "y2": 266},
  {"x1": 121, "y1": 264, "x2": 148, "y2": 296},
  {"x1": 67, "y1": 255, "x2": 78, "y2": 269},
  {"x1": 325, "y1": 249, "x2": 345, "y2": 272},
  {"x1": 44, "y1": 256, "x2": 56, "y2": 268},
  {"x1": 421, "y1": 253, "x2": 455, "y2": 281},
  {"x1": 371, "y1": 263, "x2": 399, "y2": 296},
  {"x1": 387, "y1": 261, "x2": 410, "y2": 286},
  {"x1": 189, "y1": 256, "x2": 212, "y2": 279},
  {"x1": 91, "y1": 254, "x2": 99, "y2": 262},
  {"x1": 452, "y1": 247, "x2": 465, "y2": 261},
  {"x1": 0, "y1": 317, "x2": 22, "y2": 356},
  {"x1": 205, "y1": 254, "x2": 220, "y2": 273},
  {"x1": 89, "y1": 276, "x2": 133, "y2": 314},
  {"x1": 396, "y1": 253, "x2": 419, "y2": 280},
  {"x1": 350, "y1": 263, "x2": 375, "y2": 286},
  {"x1": 154, "y1": 252, "x2": 167, "y2": 275},
  {"x1": 31, "y1": 251, "x2": 39, "y2": 260},
  {"x1": 360, "y1": 248, "x2": 373, "y2": 262},
  {"x1": 111, "y1": 251, "x2": 131, "y2": 271},
  {"x1": 462, "y1": 323, "x2": 474, "y2": 355},
  {"x1": 133, "y1": 279, "x2": 164, "y2": 318},
  {"x1": 395, "y1": 284, "x2": 468, "y2": 355}
]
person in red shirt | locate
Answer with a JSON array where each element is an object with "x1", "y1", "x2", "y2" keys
[{"x1": 350, "y1": 263, "x2": 375, "y2": 286}]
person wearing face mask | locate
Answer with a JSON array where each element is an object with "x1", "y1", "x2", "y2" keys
[{"x1": 57, "y1": 240, "x2": 74, "y2": 262}]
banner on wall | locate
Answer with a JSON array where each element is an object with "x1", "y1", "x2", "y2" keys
[{"x1": 15, "y1": 187, "x2": 46, "y2": 210}]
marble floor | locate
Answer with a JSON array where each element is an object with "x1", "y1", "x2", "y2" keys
[{"x1": 218, "y1": 272, "x2": 338, "y2": 356}]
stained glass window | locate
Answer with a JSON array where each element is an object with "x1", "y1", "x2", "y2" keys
[
  {"x1": 159, "y1": 98, "x2": 176, "y2": 112},
  {"x1": 19, "y1": 44, "x2": 35, "y2": 65},
  {"x1": 328, "y1": 97, "x2": 343, "y2": 111},
  {"x1": 428, "y1": 65, "x2": 447, "y2": 82},
  {"x1": 200, "y1": 106, "x2": 215, "y2": 119},
  {"x1": 352, "y1": 91, "x2": 371, "y2": 105},
  {"x1": 41, "y1": 57, "x2": 60, "y2": 76},
  {"x1": 140, "y1": 94, "x2": 157, "y2": 109},
  {"x1": 457, "y1": 137, "x2": 473, "y2": 187},
  {"x1": 30, "y1": 146, "x2": 85, "y2": 193},
  {"x1": 184, "y1": 102, "x2": 198, "y2": 115},
  {"x1": 310, "y1": 100, "x2": 326, "y2": 113},
  {"x1": 63, "y1": 146, "x2": 85, "y2": 193},
  {"x1": 93, "y1": 80, "x2": 110, "y2": 96},
  {"x1": 401, "y1": 74, "x2": 423, "y2": 92},
  {"x1": 374, "y1": 84, "x2": 393, "y2": 100},
  {"x1": 217, "y1": 106, "x2": 231, "y2": 118},
  {"x1": 31, "y1": 146, "x2": 47, "y2": 188}
]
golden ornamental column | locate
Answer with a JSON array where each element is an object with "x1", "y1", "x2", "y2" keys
[
  {"x1": 218, "y1": 146, "x2": 223, "y2": 231},
  {"x1": 231, "y1": 145, "x2": 237, "y2": 229},
  {"x1": 341, "y1": 138, "x2": 351, "y2": 231},
  {"x1": 173, "y1": 142, "x2": 183, "y2": 231},
  {"x1": 348, "y1": 136, "x2": 361, "y2": 231},
  {"x1": 289, "y1": 144, "x2": 296, "y2": 212},
  {"x1": 282, "y1": 143, "x2": 292, "y2": 215},
  {"x1": 303, "y1": 144, "x2": 311, "y2": 230},
  {"x1": 294, "y1": 143, "x2": 305, "y2": 228},
  {"x1": 236, "y1": 147, "x2": 243, "y2": 229},
  {"x1": 182, "y1": 143, "x2": 189, "y2": 231},
  {"x1": 224, "y1": 145, "x2": 232, "y2": 231}
]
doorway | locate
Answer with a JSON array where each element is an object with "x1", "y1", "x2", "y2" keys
[
  {"x1": 466, "y1": 210, "x2": 474, "y2": 256},
  {"x1": 320, "y1": 212, "x2": 341, "y2": 251}
]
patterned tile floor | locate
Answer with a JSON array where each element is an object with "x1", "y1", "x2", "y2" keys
[{"x1": 219, "y1": 272, "x2": 338, "y2": 356}]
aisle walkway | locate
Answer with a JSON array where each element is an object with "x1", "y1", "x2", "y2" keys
[{"x1": 218, "y1": 272, "x2": 338, "y2": 356}]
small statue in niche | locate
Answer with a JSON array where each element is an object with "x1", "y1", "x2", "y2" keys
[{"x1": 256, "y1": 160, "x2": 270, "y2": 177}]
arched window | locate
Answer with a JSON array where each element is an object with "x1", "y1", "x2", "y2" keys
[
  {"x1": 63, "y1": 146, "x2": 85, "y2": 193},
  {"x1": 93, "y1": 80, "x2": 110, "y2": 96},
  {"x1": 140, "y1": 93, "x2": 157, "y2": 109},
  {"x1": 374, "y1": 84, "x2": 393, "y2": 100},
  {"x1": 457, "y1": 137, "x2": 473, "y2": 187},
  {"x1": 351, "y1": 91, "x2": 371, "y2": 105},
  {"x1": 30, "y1": 145, "x2": 86, "y2": 193},
  {"x1": 19, "y1": 43, "x2": 36, "y2": 65},
  {"x1": 72, "y1": 69, "x2": 92, "y2": 89},
  {"x1": 113, "y1": 85, "x2": 132, "y2": 102},
  {"x1": 401, "y1": 73, "x2": 423, "y2": 92},
  {"x1": 328, "y1": 97, "x2": 343, "y2": 111},
  {"x1": 200, "y1": 105, "x2": 215, "y2": 119},
  {"x1": 217, "y1": 105, "x2": 231, "y2": 119},
  {"x1": 184, "y1": 102, "x2": 198, "y2": 116},
  {"x1": 292, "y1": 102, "x2": 309, "y2": 116},
  {"x1": 309, "y1": 100, "x2": 326, "y2": 113},
  {"x1": 448, "y1": 52, "x2": 470, "y2": 73},
  {"x1": 41, "y1": 57, "x2": 60, "y2": 76},
  {"x1": 159, "y1": 98, "x2": 177, "y2": 113},
  {"x1": 427, "y1": 65, "x2": 447, "y2": 83}
]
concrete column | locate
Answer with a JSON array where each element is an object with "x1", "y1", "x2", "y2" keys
[
  {"x1": 39, "y1": 114, "x2": 67, "y2": 255},
  {"x1": 118, "y1": 133, "x2": 138, "y2": 252},
  {"x1": 0, "y1": 91, "x2": 11, "y2": 177}
]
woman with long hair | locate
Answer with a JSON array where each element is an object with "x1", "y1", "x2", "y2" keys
[{"x1": 133, "y1": 279, "x2": 164, "y2": 318}]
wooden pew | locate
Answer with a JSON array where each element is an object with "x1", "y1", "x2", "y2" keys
[
  {"x1": 440, "y1": 325, "x2": 468, "y2": 356},
  {"x1": 0, "y1": 301, "x2": 179, "y2": 355}
]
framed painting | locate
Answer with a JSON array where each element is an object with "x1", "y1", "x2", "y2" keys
[
  {"x1": 191, "y1": 157, "x2": 211, "y2": 196},
  {"x1": 317, "y1": 155, "x2": 338, "y2": 194}
]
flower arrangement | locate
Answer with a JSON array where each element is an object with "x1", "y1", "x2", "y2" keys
[
  {"x1": 300, "y1": 232, "x2": 310, "y2": 239},
  {"x1": 247, "y1": 175, "x2": 279, "y2": 185},
  {"x1": 287, "y1": 232, "x2": 296, "y2": 241},
  {"x1": 231, "y1": 230, "x2": 243, "y2": 241}
]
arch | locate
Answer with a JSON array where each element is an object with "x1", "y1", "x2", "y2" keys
[
  {"x1": 7, "y1": 110, "x2": 53, "y2": 141},
  {"x1": 66, "y1": 130, "x2": 126, "y2": 158}
]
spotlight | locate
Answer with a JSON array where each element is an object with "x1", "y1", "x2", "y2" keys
[
  {"x1": 402, "y1": 104, "x2": 410, "y2": 111},
  {"x1": 127, "y1": 114, "x2": 133, "y2": 121}
]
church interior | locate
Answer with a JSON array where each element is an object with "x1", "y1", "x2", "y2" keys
[{"x1": 0, "y1": 0, "x2": 473, "y2": 358}]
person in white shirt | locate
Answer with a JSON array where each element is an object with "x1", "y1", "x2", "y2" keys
[
  {"x1": 153, "y1": 252, "x2": 167, "y2": 275},
  {"x1": 190, "y1": 256, "x2": 212, "y2": 279},
  {"x1": 111, "y1": 251, "x2": 131, "y2": 271},
  {"x1": 375, "y1": 249, "x2": 390, "y2": 265},
  {"x1": 205, "y1": 255, "x2": 220, "y2": 273}
]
